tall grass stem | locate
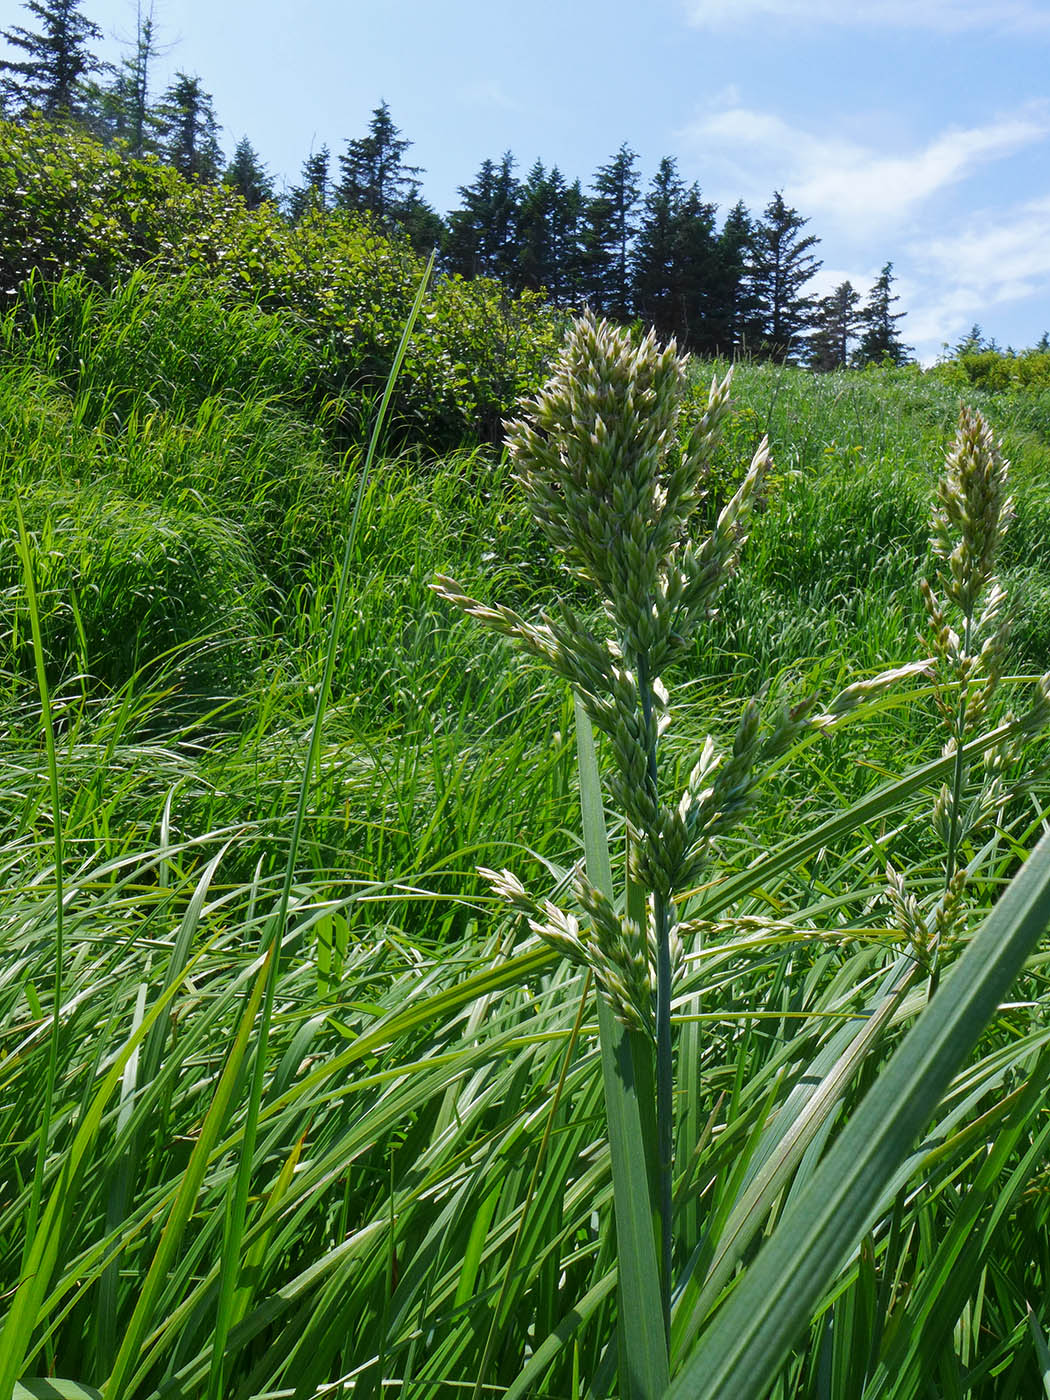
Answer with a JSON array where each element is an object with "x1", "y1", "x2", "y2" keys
[
  {"x1": 14, "y1": 498, "x2": 65, "y2": 1265},
  {"x1": 205, "y1": 252, "x2": 436, "y2": 1399}
]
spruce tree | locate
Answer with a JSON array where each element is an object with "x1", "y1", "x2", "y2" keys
[
  {"x1": 583, "y1": 143, "x2": 640, "y2": 318},
  {"x1": 632, "y1": 156, "x2": 686, "y2": 340},
  {"x1": 855, "y1": 262, "x2": 911, "y2": 365},
  {"x1": 0, "y1": 0, "x2": 103, "y2": 118},
  {"x1": 953, "y1": 324, "x2": 987, "y2": 356},
  {"x1": 397, "y1": 189, "x2": 444, "y2": 255},
  {"x1": 706, "y1": 200, "x2": 753, "y2": 357},
  {"x1": 746, "y1": 191, "x2": 822, "y2": 362},
  {"x1": 156, "y1": 72, "x2": 222, "y2": 181},
  {"x1": 513, "y1": 165, "x2": 587, "y2": 304},
  {"x1": 443, "y1": 153, "x2": 519, "y2": 281},
  {"x1": 86, "y1": 1, "x2": 163, "y2": 155},
  {"x1": 516, "y1": 160, "x2": 559, "y2": 294},
  {"x1": 631, "y1": 161, "x2": 719, "y2": 351},
  {"x1": 224, "y1": 136, "x2": 274, "y2": 209},
  {"x1": 673, "y1": 184, "x2": 719, "y2": 352},
  {"x1": 104, "y1": 1, "x2": 161, "y2": 156},
  {"x1": 809, "y1": 280, "x2": 863, "y2": 371},
  {"x1": 547, "y1": 171, "x2": 586, "y2": 305},
  {"x1": 287, "y1": 147, "x2": 331, "y2": 219},
  {"x1": 336, "y1": 101, "x2": 422, "y2": 227}
]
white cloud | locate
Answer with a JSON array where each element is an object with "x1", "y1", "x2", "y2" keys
[
  {"x1": 680, "y1": 106, "x2": 1048, "y2": 234},
  {"x1": 684, "y1": 0, "x2": 1050, "y2": 32},
  {"x1": 809, "y1": 264, "x2": 880, "y2": 300},
  {"x1": 907, "y1": 196, "x2": 1050, "y2": 346}
]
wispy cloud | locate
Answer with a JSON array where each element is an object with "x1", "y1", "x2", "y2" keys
[
  {"x1": 679, "y1": 106, "x2": 1048, "y2": 234},
  {"x1": 684, "y1": 0, "x2": 1050, "y2": 33},
  {"x1": 907, "y1": 196, "x2": 1050, "y2": 345},
  {"x1": 456, "y1": 79, "x2": 519, "y2": 111}
]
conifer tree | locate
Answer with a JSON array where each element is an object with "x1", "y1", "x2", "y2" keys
[
  {"x1": 632, "y1": 156, "x2": 686, "y2": 339},
  {"x1": 855, "y1": 262, "x2": 911, "y2": 366},
  {"x1": 336, "y1": 101, "x2": 422, "y2": 227},
  {"x1": 287, "y1": 146, "x2": 331, "y2": 219},
  {"x1": 397, "y1": 189, "x2": 445, "y2": 255},
  {"x1": 583, "y1": 143, "x2": 640, "y2": 318},
  {"x1": 0, "y1": 0, "x2": 103, "y2": 118},
  {"x1": 101, "y1": 1, "x2": 162, "y2": 156},
  {"x1": 86, "y1": 1, "x2": 163, "y2": 155},
  {"x1": 673, "y1": 184, "x2": 719, "y2": 352},
  {"x1": 631, "y1": 160, "x2": 720, "y2": 351},
  {"x1": 809, "y1": 280, "x2": 863, "y2": 371},
  {"x1": 155, "y1": 71, "x2": 222, "y2": 181},
  {"x1": 952, "y1": 324, "x2": 988, "y2": 356},
  {"x1": 746, "y1": 191, "x2": 822, "y2": 362},
  {"x1": 516, "y1": 160, "x2": 559, "y2": 294},
  {"x1": 514, "y1": 165, "x2": 587, "y2": 304},
  {"x1": 223, "y1": 136, "x2": 274, "y2": 209},
  {"x1": 443, "y1": 153, "x2": 519, "y2": 281},
  {"x1": 707, "y1": 200, "x2": 754, "y2": 357},
  {"x1": 547, "y1": 171, "x2": 587, "y2": 305}
]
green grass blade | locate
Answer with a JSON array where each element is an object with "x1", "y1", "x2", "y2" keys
[
  {"x1": 672, "y1": 956, "x2": 916, "y2": 1358},
  {"x1": 15, "y1": 1384, "x2": 103, "y2": 1400},
  {"x1": 667, "y1": 825, "x2": 1050, "y2": 1400},
  {"x1": 205, "y1": 252, "x2": 436, "y2": 1400},
  {"x1": 1027, "y1": 1304, "x2": 1050, "y2": 1399},
  {"x1": 504, "y1": 1272, "x2": 618, "y2": 1400},
  {"x1": 0, "y1": 953, "x2": 211, "y2": 1396},
  {"x1": 13, "y1": 498, "x2": 65, "y2": 1262},
  {"x1": 575, "y1": 695, "x2": 669, "y2": 1398},
  {"x1": 104, "y1": 948, "x2": 271, "y2": 1400}
]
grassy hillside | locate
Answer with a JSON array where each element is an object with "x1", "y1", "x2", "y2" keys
[{"x1": 3, "y1": 143, "x2": 1050, "y2": 1396}]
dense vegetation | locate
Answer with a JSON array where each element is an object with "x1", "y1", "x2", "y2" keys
[
  {"x1": 0, "y1": 0, "x2": 930, "y2": 369},
  {"x1": 4, "y1": 37, "x2": 1050, "y2": 1400}
]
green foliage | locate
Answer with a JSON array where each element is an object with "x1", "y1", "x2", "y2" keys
[
  {"x1": 934, "y1": 345, "x2": 1050, "y2": 392},
  {"x1": 0, "y1": 481, "x2": 264, "y2": 696},
  {"x1": 0, "y1": 116, "x2": 560, "y2": 447},
  {"x1": 2, "y1": 197, "x2": 1050, "y2": 1396},
  {"x1": 0, "y1": 0, "x2": 102, "y2": 119}
]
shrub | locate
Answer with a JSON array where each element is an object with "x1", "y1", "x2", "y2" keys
[{"x1": 0, "y1": 117, "x2": 562, "y2": 448}]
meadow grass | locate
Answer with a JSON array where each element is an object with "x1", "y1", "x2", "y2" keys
[{"x1": 1, "y1": 281, "x2": 1050, "y2": 1397}]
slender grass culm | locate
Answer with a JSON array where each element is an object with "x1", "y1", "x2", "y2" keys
[
  {"x1": 12, "y1": 500, "x2": 67, "y2": 1264},
  {"x1": 200, "y1": 252, "x2": 437, "y2": 1400}
]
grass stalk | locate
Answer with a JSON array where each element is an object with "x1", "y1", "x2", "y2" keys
[
  {"x1": 13, "y1": 498, "x2": 65, "y2": 1263},
  {"x1": 205, "y1": 252, "x2": 436, "y2": 1399},
  {"x1": 637, "y1": 649, "x2": 674, "y2": 1336},
  {"x1": 575, "y1": 696, "x2": 669, "y2": 1397}
]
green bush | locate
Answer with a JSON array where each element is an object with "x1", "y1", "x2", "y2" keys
[
  {"x1": 0, "y1": 117, "x2": 562, "y2": 448},
  {"x1": 931, "y1": 347, "x2": 1050, "y2": 393}
]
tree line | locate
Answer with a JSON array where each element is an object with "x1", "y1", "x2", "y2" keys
[{"x1": 0, "y1": 0, "x2": 911, "y2": 367}]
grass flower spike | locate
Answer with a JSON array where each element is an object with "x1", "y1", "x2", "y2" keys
[{"x1": 433, "y1": 313, "x2": 771, "y2": 1021}]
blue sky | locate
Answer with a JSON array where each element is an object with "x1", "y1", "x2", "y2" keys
[{"x1": 4, "y1": 0, "x2": 1050, "y2": 361}]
